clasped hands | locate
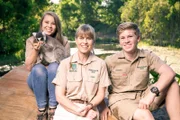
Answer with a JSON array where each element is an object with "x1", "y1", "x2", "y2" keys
[{"x1": 77, "y1": 105, "x2": 97, "y2": 120}]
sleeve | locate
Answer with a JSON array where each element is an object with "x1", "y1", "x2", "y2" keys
[
  {"x1": 147, "y1": 51, "x2": 165, "y2": 72},
  {"x1": 52, "y1": 59, "x2": 68, "y2": 88},
  {"x1": 25, "y1": 37, "x2": 34, "y2": 58},
  {"x1": 63, "y1": 37, "x2": 71, "y2": 57},
  {"x1": 104, "y1": 55, "x2": 112, "y2": 76},
  {"x1": 99, "y1": 60, "x2": 111, "y2": 88}
]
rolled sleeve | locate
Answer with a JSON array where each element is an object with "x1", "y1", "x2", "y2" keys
[
  {"x1": 52, "y1": 59, "x2": 68, "y2": 88},
  {"x1": 99, "y1": 61, "x2": 111, "y2": 88},
  {"x1": 25, "y1": 37, "x2": 34, "y2": 58},
  {"x1": 148, "y1": 51, "x2": 165, "y2": 72}
]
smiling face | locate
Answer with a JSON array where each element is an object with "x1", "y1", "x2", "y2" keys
[
  {"x1": 75, "y1": 33, "x2": 94, "y2": 55},
  {"x1": 41, "y1": 14, "x2": 56, "y2": 36},
  {"x1": 119, "y1": 29, "x2": 140, "y2": 54},
  {"x1": 75, "y1": 24, "x2": 95, "y2": 56}
]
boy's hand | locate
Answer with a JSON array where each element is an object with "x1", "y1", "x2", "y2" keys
[{"x1": 100, "y1": 107, "x2": 112, "y2": 120}]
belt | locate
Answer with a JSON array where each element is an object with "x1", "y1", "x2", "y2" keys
[{"x1": 71, "y1": 99, "x2": 88, "y2": 104}]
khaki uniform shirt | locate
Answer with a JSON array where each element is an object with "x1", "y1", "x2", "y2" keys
[
  {"x1": 105, "y1": 49, "x2": 165, "y2": 105},
  {"x1": 53, "y1": 52, "x2": 111, "y2": 102},
  {"x1": 25, "y1": 36, "x2": 70, "y2": 65}
]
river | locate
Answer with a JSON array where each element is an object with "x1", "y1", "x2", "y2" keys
[{"x1": 0, "y1": 42, "x2": 118, "y2": 77}]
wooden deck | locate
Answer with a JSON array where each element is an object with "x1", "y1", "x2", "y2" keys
[
  {"x1": 0, "y1": 65, "x2": 37, "y2": 120},
  {"x1": 0, "y1": 65, "x2": 171, "y2": 120}
]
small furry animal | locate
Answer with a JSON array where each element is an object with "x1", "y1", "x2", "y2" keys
[
  {"x1": 32, "y1": 32, "x2": 46, "y2": 42},
  {"x1": 32, "y1": 32, "x2": 67, "y2": 65}
]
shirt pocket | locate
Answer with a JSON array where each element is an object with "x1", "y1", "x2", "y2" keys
[
  {"x1": 86, "y1": 71, "x2": 100, "y2": 98},
  {"x1": 87, "y1": 71, "x2": 100, "y2": 83},
  {"x1": 133, "y1": 65, "x2": 149, "y2": 87},
  {"x1": 67, "y1": 72, "x2": 82, "y2": 93},
  {"x1": 111, "y1": 71, "x2": 128, "y2": 86}
]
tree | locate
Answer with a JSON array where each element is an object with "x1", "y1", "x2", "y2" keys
[
  {"x1": 99, "y1": 0, "x2": 125, "y2": 27},
  {"x1": 59, "y1": 0, "x2": 103, "y2": 40},
  {"x1": 120, "y1": 0, "x2": 180, "y2": 46},
  {"x1": 0, "y1": 0, "x2": 33, "y2": 55}
]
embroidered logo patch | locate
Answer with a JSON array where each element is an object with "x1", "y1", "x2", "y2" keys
[
  {"x1": 115, "y1": 69, "x2": 122, "y2": 71},
  {"x1": 69, "y1": 63, "x2": 77, "y2": 72},
  {"x1": 88, "y1": 69, "x2": 98, "y2": 73},
  {"x1": 137, "y1": 66, "x2": 147, "y2": 70}
]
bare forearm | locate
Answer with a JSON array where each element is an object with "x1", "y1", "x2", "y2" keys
[
  {"x1": 155, "y1": 74, "x2": 175, "y2": 92},
  {"x1": 154, "y1": 64, "x2": 175, "y2": 92},
  {"x1": 56, "y1": 95, "x2": 82, "y2": 115},
  {"x1": 59, "y1": 100, "x2": 81, "y2": 115},
  {"x1": 25, "y1": 49, "x2": 39, "y2": 71},
  {"x1": 90, "y1": 87, "x2": 106, "y2": 107}
]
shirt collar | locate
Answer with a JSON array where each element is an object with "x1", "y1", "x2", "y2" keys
[
  {"x1": 118, "y1": 49, "x2": 146, "y2": 59},
  {"x1": 71, "y1": 52, "x2": 96, "y2": 65}
]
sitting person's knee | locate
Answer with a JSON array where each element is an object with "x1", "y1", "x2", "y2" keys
[
  {"x1": 133, "y1": 109, "x2": 154, "y2": 120},
  {"x1": 169, "y1": 80, "x2": 180, "y2": 91},
  {"x1": 172, "y1": 80, "x2": 179, "y2": 88}
]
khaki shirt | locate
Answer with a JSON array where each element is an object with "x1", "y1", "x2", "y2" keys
[
  {"x1": 105, "y1": 49, "x2": 165, "y2": 105},
  {"x1": 53, "y1": 52, "x2": 111, "y2": 102},
  {"x1": 25, "y1": 35, "x2": 70, "y2": 65}
]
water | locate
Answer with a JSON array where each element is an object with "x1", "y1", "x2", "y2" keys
[
  {"x1": 69, "y1": 41, "x2": 119, "y2": 55},
  {"x1": 0, "y1": 65, "x2": 13, "y2": 77},
  {"x1": 0, "y1": 42, "x2": 119, "y2": 77}
]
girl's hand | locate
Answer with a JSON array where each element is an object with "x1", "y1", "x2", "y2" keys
[{"x1": 33, "y1": 41, "x2": 44, "y2": 51}]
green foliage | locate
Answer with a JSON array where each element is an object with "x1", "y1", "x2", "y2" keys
[
  {"x1": 120, "y1": 0, "x2": 180, "y2": 47},
  {"x1": 59, "y1": 0, "x2": 105, "y2": 39},
  {"x1": 0, "y1": 0, "x2": 180, "y2": 68},
  {"x1": 0, "y1": 54, "x2": 24, "y2": 66},
  {"x1": 0, "y1": 0, "x2": 33, "y2": 54},
  {"x1": 96, "y1": 37, "x2": 118, "y2": 44},
  {"x1": 176, "y1": 73, "x2": 180, "y2": 84},
  {"x1": 97, "y1": 53, "x2": 113, "y2": 60},
  {"x1": 168, "y1": 0, "x2": 179, "y2": 5},
  {"x1": 150, "y1": 70, "x2": 180, "y2": 85},
  {"x1": 149, "y1": 56, "x2": 180, "y2": 85},
  {"x1": 99, "y1": 0, "x2": 125, "y2": 27},
  {"x1": 150, "y1": 71, "x2": 159, "y2": 84}
]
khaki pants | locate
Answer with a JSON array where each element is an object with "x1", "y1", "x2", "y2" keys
[{"x1": 54, "y1": 103, "x2": 99, "y2": 120}]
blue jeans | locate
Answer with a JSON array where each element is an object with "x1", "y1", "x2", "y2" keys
[{"x1": 27, "y1": 62, "x2": 59, "y2": 109}]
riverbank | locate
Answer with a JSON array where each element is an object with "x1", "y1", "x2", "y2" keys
[
  {"x1": 139, "y1": 45, "x2": 180, "y2": 74},
  {"x1": 0, "y1": 65, "x2": 15, "y2": 77},
  {"x1": 1, "y1": 45, "x2": 180, "y2": 77}
]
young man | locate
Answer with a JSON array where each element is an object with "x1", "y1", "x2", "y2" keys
[{"x1": 100, "y1": 22, "x2": 180, "y2": 120}]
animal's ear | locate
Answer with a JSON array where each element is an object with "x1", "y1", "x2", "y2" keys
[
  {"x1": 42, "y1": 31, "x2": 47, "y2": 41},
  {"x1": 32, "y1": 32, "x2": 37, "y2": 37}
]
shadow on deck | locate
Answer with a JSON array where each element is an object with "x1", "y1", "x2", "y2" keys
[{"x1": 0, "y1": 65, "x2": 37, "y2": 120}]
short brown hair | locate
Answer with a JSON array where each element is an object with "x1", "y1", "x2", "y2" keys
[
  {"x1": 75, "y1": 24, "x2": 96, "y2": 41},
  {"x1": 116, "y1": 22, "x2": 140, "y2": 38}
]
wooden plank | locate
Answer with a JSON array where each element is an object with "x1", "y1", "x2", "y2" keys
[{"x1": 0, "y1": 65, "x2": 37, "y2": 120}]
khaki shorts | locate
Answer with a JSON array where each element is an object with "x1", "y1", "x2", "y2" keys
[{"x1": 109, "y1": 88, "x2": 166, "y2": 120}]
